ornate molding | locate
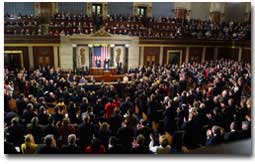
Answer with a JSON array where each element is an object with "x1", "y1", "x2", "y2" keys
[{"x1": 91, "y1": 27, "x2": 111, "y2": 37}]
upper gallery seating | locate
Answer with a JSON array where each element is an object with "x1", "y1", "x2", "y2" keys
[
  {"x1": 4, "y1": 13, "x2": 251, "y2": 41},
  {"x1": 4, "y1": 14, "x2": 42, "y2": 36},
  {"x1": 48, "y1": 13, "x2": 95, "y2": 36}
]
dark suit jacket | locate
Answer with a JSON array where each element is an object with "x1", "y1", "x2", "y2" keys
[
  {"x1": 61, "y1": 144, "x2": 82, "y2": 154},
  {"x1": 224, "y1": 131, "x2": 242, "y2": 142},
  {"x1": 206, "y1": 135, "x2": 224, "y2": 145},
  {"x1": 37, "y1": 145, "x2": 60, "y2": 154}
]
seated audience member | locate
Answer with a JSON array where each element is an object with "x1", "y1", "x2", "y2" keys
[
  {"x1": 61, "y1": 134, "x2": 82, "y2": 154},
  {"x1": 21, "y1": 134, "x2": 38, "y2": 154},
  {"x1": 4, "y1": 133, "x2": 20, "y2": 154},
  {"x1": 85, "y1": 138, "x2": 106, "y2": 154},
  {"x1": 240, "y1": 121, "x2": 251, "y2": 139},
  {"x1": 224, "y1": 121, "x2": 242, "y2": 142},
  {"x1": 97, "y1": 122, "x2": 112, "y2": 149},
  {"x1": 5, "y1": 117, "x2": 25, "y2": 147},
  {"x1": 106, "y1": 136, "x2": 123, "y2": 154},
  {"x1": 206, "y1": 126, "x2": 224, "y2": 146},
  {"x1": 132, "y1": 134, "x2": 152, "y2": 154},
  {"x1": 149, "y1": 134, "x2": 171, "y2": 154},
  {"x1": 58, "y1": 117, "x2": 76, "y2": 145},
  {"x1": 37, "y1": 134, "x2": 59, "y2": 154},
  {"x1": 26, "y1": 117, "x2": 43, "y2": 144},
  {"x1": 43, "y1": 116, "x2": 60, "y2": 140}
]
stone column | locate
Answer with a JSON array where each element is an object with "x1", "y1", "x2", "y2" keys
[
  {"x1": 244, "y1": 3, "x2": 251, "y2": 22},
  {"x1": 102, "y1": 2, "x2": 108, "y2": 19},
  {"x1": 214, "y1": 47, "x2": 218, "y2": 60},
  {"x1": 159, "y1": 46, "x2": 164, "y2": 66},
  {"x1": 185, "y1": 47, "x2": 190, "y2": 63},
  {"x1": 202, "y1": 47, "x2": 206, "y2": 63},
  {"x1": 209, "y1": 2, "x2": 225, "y2": 23},
  {"x1": 72, "y1": 44, "x2": 77, "y2": 70},
  {"x1": 28, "y1": 46, "x2": 34, "y2": 70},
  {"x1": 173, "y1": 2, "x2": 191, "y2": 19},
  {"x1": 140, "y1": 46, "x2": 144, "y2": 66},
  {"x1": 53, "y1": 46, "x2": 59, "y2": 68},
  {"x1": 238, "y1": 47, "x2": 242, "y2": 62},
  {"x1": 88, "y1": 45, "x2": 93, "y2": 68},
  {"x1": 110, "y1": 45, "x2": 114, "y2": 67},
  {"x1": 87, "y1": 3, "x2": 92, "y2": 17},
  {"x1": 125, "y1": 46, "x2": 129, "y2": 72}
]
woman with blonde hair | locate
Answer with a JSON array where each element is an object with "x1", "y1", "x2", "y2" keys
[{"x1": 21, "y1": 134, "x2": 38, "y2": 154}]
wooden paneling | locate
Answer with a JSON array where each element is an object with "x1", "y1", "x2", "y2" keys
[
  {"x1": 4, "y1": 36, "x2": 60, "y2": 44},
  {"x1": 204, "y1": 47, "x2": 215, "y2": 61},
  {"x1": 218, "y1": 48, "x2": 239, "y2": 60},
  {"x1": 189, "y1": 47, "x2": 203, "y2": 62},
  {"x1": 33, "y1": 46, "x2": 54, "y2": 68},
  {"x1": 4, "y1": 46, "x2": 29, "y2": 69},
  {"x1": 144, "y1": 47, "x2": 160, "y2": 65},
  {"x1": 139, "y1": 38, "x2": 251, "y2": 48},
  {"x1": 242, "y1": 49, "x2": 251, "y2": 63},
  {"x1": 39, "y1": 2, "x2": 54, "y2": 17},
  {"x1": 163, "y1": 47, "x2": 186, "y2": 65}
]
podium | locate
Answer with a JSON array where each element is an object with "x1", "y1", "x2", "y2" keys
[{"x1": 90, "y1": 67, "x2": 116, "y2": 75}]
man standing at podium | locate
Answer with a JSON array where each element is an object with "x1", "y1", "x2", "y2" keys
[
  {"x1": 95, "y1": 56, "x2": 101, "y2": 68},
  {"x1": 104, "y1": 57, "x2": 110, "y2": 71}
]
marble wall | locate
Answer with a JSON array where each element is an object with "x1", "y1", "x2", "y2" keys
[
  {"x1": 59, "y1": 43, "x2": 73, "y2": 70},
  {"x1": 59, "y1": 34, "x2": 140, "y2": 70}
]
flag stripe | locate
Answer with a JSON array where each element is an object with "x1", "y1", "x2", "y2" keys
[{"x1": 92, "y1": 46, "x2": 109, "y2": 67}]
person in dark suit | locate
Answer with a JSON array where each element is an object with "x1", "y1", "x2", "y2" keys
[
  {"x1": 224, "y1": 121, "x2": 242, "y2": 142},
  {"x1": 182, "y1": 108, "x2": 203, "y2": 149},
  {"x1": 132, "y1": 134, "x2": 152, "y2": 154},
  {"x1": 37, "y1": 135, "x2": 59, "y2": 154},
  {"x1": 61, "y1": 134, "x2": 82, "y2": 154},
  {"x1": 5, "y1": 117, "x2": 25, "y2": 147},
  {"x1": 16, "y1": 94, "x2": 26, "y2": 115},
  {"x1": 163, "y1": 100, "x2": 177, "y2": 135},
  {"x1": 43, "y1": 116, "x2": 59, "y2": 140},
  {"x1": 240, "y1": 121, "x2": 251, "y2": 139},
  {"x1": 117, "y1": 122, "x2": 134, "y2": 153},
  {"x1": 206, "y1": 126, "x2": 224, "y2": 146},
  {"x1": 109, "y1": 108, "x2": 123, "y2": 136},
  {"x1": 4, "y1": 132, "x2": 20, "y2": 154},
  {"x1": 106, "y1": 136, "x2": 124, "y2": 154},
  {"x1": 77, "y1": 115, "x2": 95, "y2": 149}
]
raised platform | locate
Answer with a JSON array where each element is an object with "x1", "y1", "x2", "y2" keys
[
  {"x1": 84, "y1": 74, "x2": 130, "y2": 82},
  {"x1": 89, "y1": 67, "x2": 116, "y2": 75}
]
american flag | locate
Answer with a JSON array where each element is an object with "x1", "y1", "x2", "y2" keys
[{"x1": 92, "y1": 45, "x2": 109, "y2": 67}]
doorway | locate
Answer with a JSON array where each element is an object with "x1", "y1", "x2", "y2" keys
[
  {"x1": 4, "y1": 50, "x2": 23, "y2": 70},
  {"x1": 92, "y1": 3, "x2": 102, "y2": 16},
  {"x1": 145, "y1": 55, "x2": 156, "y2": 66},
  {"x1": 137, "y1": 6, "x2": 147, "y2": 17},
  {"x1": 167, "y1": 50, "x2": 182, "y2": 66}
]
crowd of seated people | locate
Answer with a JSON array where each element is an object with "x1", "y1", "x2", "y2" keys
[
  {"x1": 104, "y1": 15, "x2": 251, "y2": 40},
  {"x1": 4, "y1": 59, "x2": 251, "y2": 154},
  {"x1": 48, "y1": 14, "x2": 251, "y2": 40},
  {"x1": 4, "y1": 14, "x2": 42, "y2": 35},
  {"x1": 48, "y1": 13, "x2": 95, "y2": 36},
  {"x1": 5, "y1": 13, "x2": 250, "y2": 40}
]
